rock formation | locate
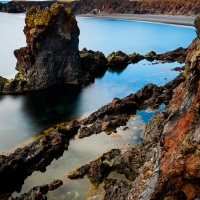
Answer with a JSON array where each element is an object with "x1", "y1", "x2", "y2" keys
[
  {"x1": 0, "y1": 131, "x2": 68, "y2": 199},
  {"x1": 80, "y1": 48, "x2": 108, "y2": 78},
  {"x1": 2, "y1": 3, "x2": 93, "y2": 93},
  {"x1": 67, "y1": 15, "x2": 200, "y2": 199},
  {"x1": 1, "y1": 3, "x2": 200, "y2": 200}
]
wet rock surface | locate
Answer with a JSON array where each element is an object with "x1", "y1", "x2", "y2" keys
[
  {"x1": 156, "y1": 47, "x2": 187, "y2": 63},
  {"x1": 0, "y1": 131, "x2": 70, "y2": 199},
  {"x1": 66, "y1": 14, "x2": 200, "y2": 200},
  {"x1": 12, "y1": 180, "x2": 63, "y2": 200}
]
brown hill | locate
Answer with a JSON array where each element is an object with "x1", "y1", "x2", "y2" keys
[{"x1": 0, "y1": 0, "x2": 200, "y2": 15}]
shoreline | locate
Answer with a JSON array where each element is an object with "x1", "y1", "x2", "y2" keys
[{"x1": 77, "y1": 14, "x2": 196, "y2": 27}]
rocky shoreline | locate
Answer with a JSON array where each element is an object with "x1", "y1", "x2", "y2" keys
[
  {"x1": 0, "y1": 45, "x2": 187, "y2": 94},
  {"x1": 0, "y1": 3, "x2": 200, "y2": 200},
  {"x1": 0, "y1": 71, "x2": 185, "y2": 200}
]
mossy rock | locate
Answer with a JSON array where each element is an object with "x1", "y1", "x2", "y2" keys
[
  {"x1": 107, "y1": 51, "x2": 129, "y2": 65},
  {"x1": 0, "y1": 76, "x2": 8, "y2": 92},
  {"x1": 34, "y1": 9, "x2": 51, "y2": 26},
  {"x1": 144, "y1": 51, "x2": 157, "y2": 60},
  {"x1": 25, "y1": 7, "x2": 37, "y2": 28},
  {"x1": 50, "y1": 3, "x2": 65, "y2": 16},
  {"x1": 128, "y1": 52, "x2": 144, "y2": 63}
]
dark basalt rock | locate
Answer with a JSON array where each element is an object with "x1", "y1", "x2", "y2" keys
[
  {"x1": 107, "y1": 51, "x2": 129, "y2": 67},
  {"x1": 128, "y1": 52, "x2": 144, "y2": 63},
  {"x1": 80, "y1": 48, "x2": 108, "y2": 78},
  {"x1": 12, "y1": 180, "x2": 63, "y2": 200},
  {"x1": 156, "y1": 47, "x2": 187, "y2": 63},
  {"x1": 0, "y1": 130, "x2": 69, "y2": 198},
  {"x1": 103, "y1": 179, "x2": 132, "y2": 200},
  {"x1": 67, "y1": 14, "x2": 200, "y2": 200},
  {"x1": 57, "y1": 120, "x2": 80, "y2": 135},
  {"x1": 2, "y1": 4, "x2": 91, "y2": 94},
  {"x1": 0, "y1": 76, "x2": 7, "y2": 92},
  {"x1": 144, "y1": 51, "x2": 157, "y2": 61},
  {"x1": 79, "y1": 114, "x2": 128, "y2": 138},
  {"x1": 68, "y1": 149, "x2": 121, "y2": 184}
]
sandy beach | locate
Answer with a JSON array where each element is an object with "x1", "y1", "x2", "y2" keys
[{"x1": 78, "y1": 14, "x2": 196, "y2": 27}]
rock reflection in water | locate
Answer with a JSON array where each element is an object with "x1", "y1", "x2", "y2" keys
[{"x1": 12, "y1": 115, "x2": 145, "y2": 198}]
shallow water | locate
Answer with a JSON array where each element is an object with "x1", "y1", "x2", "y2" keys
[
  {"x1": 13, "y1": 113, "x2": 152, "y2": 197},
  {"x1": 0, "y1": 12, "x2": 196, "y2": 198}
]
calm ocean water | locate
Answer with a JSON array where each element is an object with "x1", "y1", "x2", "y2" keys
[
  {"x1": 0, "y1": 13, "x2": 196, "y2": 153},
  {"x1": 0, "y1": 12, "x2": 196, "y2": 198}
]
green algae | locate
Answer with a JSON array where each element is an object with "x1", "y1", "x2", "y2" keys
[{"x1": 25, "y1": 3, "x2": 76, "y2": 30}]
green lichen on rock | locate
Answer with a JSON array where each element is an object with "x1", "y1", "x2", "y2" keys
[
  {"x1": 25, "y1": 3, "x2": 76, "y2": 31},
  {"x1": 107, "y1": 51, "x2": 129, "y2": 65},
  {"x1": 128, "y1": 52, "x2": 144, "y2": 63},
  {"x1": 34, "y1": 9, "x2": 51, "y2": 26},
  {"x1": 0, "y1": 76, "x2": 7, "y2": 92},
  {"x1": 144, "y1": 51, "x2": 157, "y2": 60},
  {"x1": 50, "y1": 3, "x2": 65, "y2": 16},
  {"x1": 25, "y1": 6, "x2": 37, "y2": 28}
]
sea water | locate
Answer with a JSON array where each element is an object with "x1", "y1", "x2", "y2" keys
[
  {"x1": 0, "y1": 12, "x2": 196, "y2": 198},
  {"x1": 0, "y1": 13, "x2": 195, "y2": 153}
]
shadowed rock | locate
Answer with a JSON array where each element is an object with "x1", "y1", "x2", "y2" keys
[
  {"x1": 12, "y1": 180, "x2": 63, "y2": 200},
  {"x1": 0, "y1": 130, "x2": 70, "y2": 198},
  {"x1": 2, "y1": 4, "x2": 91, "y2": 94}
]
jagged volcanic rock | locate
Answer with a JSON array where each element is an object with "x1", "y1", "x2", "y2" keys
[
  {"x1": 2, "y1": 3, "x2": 90, "y2": 93},
  {"x1": 12, "y1": 180, "x2": 63, "y2": 200},
  {"x1": 67, "y1": 14, "x2": 200, "y2": 200},
  {"x1": 80, "y1": 48, "x2": 108, "y2": 78},
  {"x1": 0, "y1": 130, "x2": 70, "y2": 199}
]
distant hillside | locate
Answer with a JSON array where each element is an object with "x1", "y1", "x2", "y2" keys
[{"x1": 0, "y1": 0, "x2": 199, "y2": 15}]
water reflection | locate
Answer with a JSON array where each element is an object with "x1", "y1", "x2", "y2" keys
[
  {"x1": 0, "y1": 61, "x2": 180, "y2": 153},
  {"x1": 0, "y1": 84, "x2": 83, "y2": 153},
  {"x1": 13, "y1": 115, "x2": 144, "y2": 198},
  {"x1": 22, "y1": 84, "x2": 82, "y2": 129}
]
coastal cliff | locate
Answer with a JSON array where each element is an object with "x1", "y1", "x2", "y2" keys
[
  {"x1": 1, "y1": 3, "x2": 92, "y2": 93},
  {"x1": 0, "y1": 0, "x2": 200, "y2": 15}
]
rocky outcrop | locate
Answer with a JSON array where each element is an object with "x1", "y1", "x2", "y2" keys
[
  {"x1": 1, "y1": 4, "x2": 93, "y2": 93},
  {"x1": 80, "y1": 48, "x2": 108, "y2": 78},
  {"x1": 107, "y1": 51, "x2": 129, "y2": 67},
  {"x1": 66, "y1": 15, "x2": 200, "y2": 200},
  {"x1": 0, "y1": 0, "x2": 199, "y2": 15},
  {"x1": 12, "y1": 180, "x2": 63, "y2": 200},
  {"x1": 0, "y1": 58, "x2": 186, "y2": 199},
  {"x1": 0, "y1": 130, "x2": 69, "y2": 199},
  {"x1": 145, "y1": 47, "x2": 187, "y2": 63},
  {"x1": 1, "y1": 4, "x2": 200, "y2": 200},
  {"x1": 0, "y1": 1, "x2": 187, "y2": 95}
]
